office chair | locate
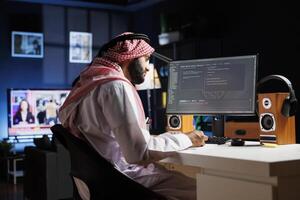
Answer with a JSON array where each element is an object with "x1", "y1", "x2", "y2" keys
[{"x1": 50, "y1": 124, "x2": 168, "y2": 200}]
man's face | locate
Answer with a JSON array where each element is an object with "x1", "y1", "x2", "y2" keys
[{"x1": 128, "y1": 56, "x2": 150, "y2": 85}]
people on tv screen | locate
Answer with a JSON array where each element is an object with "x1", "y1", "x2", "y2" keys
[{"x1": 13, "y1": 99, "x2": 35, "y2": 125}]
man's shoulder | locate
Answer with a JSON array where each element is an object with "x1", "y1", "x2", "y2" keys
[
  {"x1": 99, "y1": 79, "x2": 130, "y2": 90},
  {"x1": 89, "y1": 79, "x2": 131, "y2": 97}
]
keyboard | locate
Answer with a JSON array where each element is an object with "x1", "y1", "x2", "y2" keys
[{"x1": 206, "y1": 136, "x2": 230, "y2": 145}]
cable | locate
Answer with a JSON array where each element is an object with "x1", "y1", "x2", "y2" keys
[{"x1": 152, "y1": 52, "x2": 172, "y2": 63}]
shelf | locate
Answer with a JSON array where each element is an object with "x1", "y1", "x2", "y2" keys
[
  {"x1": 8, "y1": 170, "x2": 24, "y2": 177},
  {"x1": 7, "y1": 155, "x2": 25, "y2": 184}
]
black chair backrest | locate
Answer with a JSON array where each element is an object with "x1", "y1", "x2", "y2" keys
[{"x1": 50, "y1": 124, "x2": 167, "y2": 200}]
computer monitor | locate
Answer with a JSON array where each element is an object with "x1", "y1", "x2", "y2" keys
[
  {"x1": 166, "y1": 55, "x2": 258, "y2": 116},
  {"x1": 7, "y1": 88, "x2": 71, "y2": 142}
]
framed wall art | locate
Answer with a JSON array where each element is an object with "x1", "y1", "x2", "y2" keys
[
  {"x1": 11, "y1": 31, "x2": 44, "y2": 58},
  {"x1": 69, "y1": 31, "x2": 92, "y2": 63}
]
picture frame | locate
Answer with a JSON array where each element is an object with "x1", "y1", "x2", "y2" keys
[
  {"x1": 11, "y1": 31, "x2": 44, "y2": 58},
  {"x1": 69, "y1": 31, "x2": 93, "y2": 63}
]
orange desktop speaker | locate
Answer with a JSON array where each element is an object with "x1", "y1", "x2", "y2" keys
[
  {"x1": 166, "y1": 114, "x2": 194, "y2": 133},
  {"x1": 224, "y1": 121, "x2": 260, "y2": 140},
  {"x1": 258, "y1": 93, "x2": 296, "y2": 144}
]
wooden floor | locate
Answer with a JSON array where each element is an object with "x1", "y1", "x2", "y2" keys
[{"x1": 0, "y1": 178, "x2": 23, "y2": 200}]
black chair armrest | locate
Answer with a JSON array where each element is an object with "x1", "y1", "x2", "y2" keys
[{"x1": 24, "y1": 146, "x2": 58, "y2": 200}]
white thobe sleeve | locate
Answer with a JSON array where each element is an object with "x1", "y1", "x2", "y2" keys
[{"x1": 100, "y1": 81, "x2": 192, "y2": 164}]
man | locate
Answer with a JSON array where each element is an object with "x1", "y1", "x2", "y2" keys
[{"x1": 59, "y1": 32, "x2": 208, "y2": 200}]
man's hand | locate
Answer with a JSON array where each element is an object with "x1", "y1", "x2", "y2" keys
[{"x1": 186, "y1": 130, "x2": 208, "y2": 147}]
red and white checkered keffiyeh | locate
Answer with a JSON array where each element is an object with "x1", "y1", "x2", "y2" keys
[
  {"x1": 102, "y1": 32, "x2": 154, "y2": 63},
  {"x1": 59, "y1": 32, "x2": 153, "y2": 137}
]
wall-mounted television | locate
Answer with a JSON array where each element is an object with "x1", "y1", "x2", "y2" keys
[{"x1": 7, "y1": 88, "x2": 71, "y2": 141}]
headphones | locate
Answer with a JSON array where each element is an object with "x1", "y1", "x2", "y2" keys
[
  {"x1": 97, "y1": 33, "x2": 151, "y2": 57},
  {"x1": 256, "y1": 74, "x2": 298, "y2": 117}
]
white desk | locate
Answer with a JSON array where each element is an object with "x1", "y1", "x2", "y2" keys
[{"x1": 161, "y1": 143, "x2": 300, "y2": 200}]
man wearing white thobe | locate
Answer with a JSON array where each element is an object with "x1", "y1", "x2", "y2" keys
[{"x1": 59, "y1": 32, "x2": 208, "y2": 200}]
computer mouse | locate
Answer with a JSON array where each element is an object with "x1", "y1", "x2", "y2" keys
[{"x1": 230, "y1": 138, "x2": 245, "y2": 146}]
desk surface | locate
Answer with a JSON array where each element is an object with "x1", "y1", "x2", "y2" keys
[{"x1": 161, "y1": 143, "x2": 300, "y2": 177}]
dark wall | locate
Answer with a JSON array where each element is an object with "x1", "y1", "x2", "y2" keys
[
  {"x1": 1, "y1": 0, "x2": 299, "y2": 142},
  {"x1": 0, "y1": 1, "x2": 130, "y2": 139},
  {"x1": 133, "y1": 0, "x2": 300, "y2": 142}
]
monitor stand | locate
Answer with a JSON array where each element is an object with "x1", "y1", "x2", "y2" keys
[{"x1": 212, "y1": 115, "x2": 224, "y2": 137}]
